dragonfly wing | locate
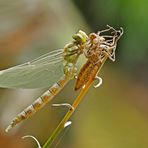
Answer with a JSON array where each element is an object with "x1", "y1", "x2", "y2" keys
[{"x1": 0, "y1": 49, "x2": 65, "y2": 89}]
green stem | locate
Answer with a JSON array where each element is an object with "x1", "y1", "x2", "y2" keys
[{"x1": 43, "y1": 56, "x2": 108, "y2": 148}]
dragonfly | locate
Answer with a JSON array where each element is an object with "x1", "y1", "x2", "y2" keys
[
  {"x1": 2, "y1": 30, "x2": 88, "y2": 132},
  {"x1": 42, "y1": 26, "x2": 123, "y2": 147},
  {"x1": 0, "y1": 25, "x2": 123, "y2": 132}
]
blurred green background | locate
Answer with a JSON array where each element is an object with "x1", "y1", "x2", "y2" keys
[{"x1": 0, "y1": 0, "x2": 148, "y2": 147}]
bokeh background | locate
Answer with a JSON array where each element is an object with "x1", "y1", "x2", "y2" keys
[{"x1": 0, "y1": 0, "x2": 148, "y2": 147}]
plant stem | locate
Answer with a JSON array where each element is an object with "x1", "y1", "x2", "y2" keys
[{"x1": 43, "y1": 56, "x2": 108, "y2": 148}]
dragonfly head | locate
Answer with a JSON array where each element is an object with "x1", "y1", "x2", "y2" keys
[{"x1": 73, "y1": 30, "x2": 88, "y2": 43}]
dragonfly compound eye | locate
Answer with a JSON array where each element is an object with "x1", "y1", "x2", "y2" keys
[{"x1": 73, "y1": 30, "x2": 88, "y2": 43}]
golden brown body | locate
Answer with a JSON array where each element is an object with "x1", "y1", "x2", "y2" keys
[
  {"x1": 75, "y1": 26, "x2": 124, "y2": 91},
  {"x1": 75, "y1": 32, "x2": 104, "y2": 91},
  {"x1": 75, "y1": 60, "x2": 101, "y2": 91}
]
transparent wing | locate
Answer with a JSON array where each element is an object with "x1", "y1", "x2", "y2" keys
[{"x1": 0, "y1": 49, "x2": 65, "y2": 89}]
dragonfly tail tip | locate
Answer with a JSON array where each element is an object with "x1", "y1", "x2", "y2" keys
[{"x1": 5, "y1": 125, "x2": 12, "y2": 132}]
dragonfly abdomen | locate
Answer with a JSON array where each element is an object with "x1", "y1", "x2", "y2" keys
[
  {"x1": 75, "y1": 60, "x2": 100, "y2": 91},
  {"x1": 5, "y1": 75, "x2": 69, "y2": 132}
]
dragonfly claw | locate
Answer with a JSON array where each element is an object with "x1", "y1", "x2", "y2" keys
[
  {"x1": 52, "y1": 103, "x2": 74, "y2": 110},
  {"x1": 94, "y1": 76, "x2": 103, "y2": 88}
]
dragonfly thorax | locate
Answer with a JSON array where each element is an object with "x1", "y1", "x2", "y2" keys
[
  {"x1": 63, "y1": 30, "x2": 89, "y2": 78},
  {"x1": 63, "y1": 62, "x2": 77, "y2": 79}
]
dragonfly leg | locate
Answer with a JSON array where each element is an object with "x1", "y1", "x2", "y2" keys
[
  {"x1": 102, "y1": 50, "x2": 115, "y2": 62},
  {"x1": 93, "y1": 76, "x2": 103, "y2": 88},
  {"x1": 99, "y1": 45, "x2": 116, "y2": 62},
  {"x1": 52, "y1": 103, "x2": 74, "y2": 111},
  {"x1": 97, "y1": 25, "x2": 112, "y2": 35},
  {"x1": 105, "y1": 48, "x2": 116, "y2": 62}
]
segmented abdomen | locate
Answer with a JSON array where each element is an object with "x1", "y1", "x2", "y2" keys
[{"x1": 5, "y1": 75, "x2": 69, "y2": 132}]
